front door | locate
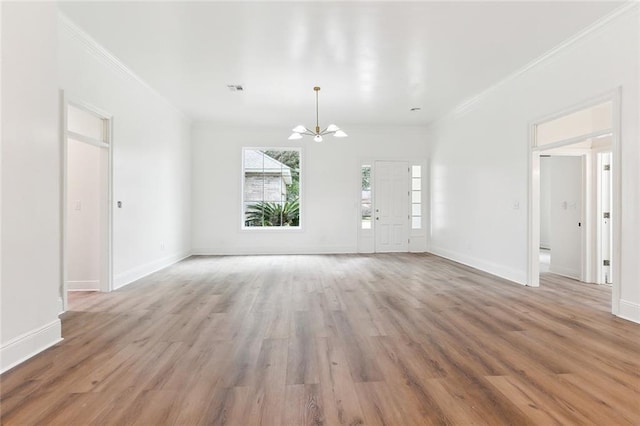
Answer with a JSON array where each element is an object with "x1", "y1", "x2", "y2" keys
[{"x1": 374, "y1": 161, "x2": 409, "y2": 252}]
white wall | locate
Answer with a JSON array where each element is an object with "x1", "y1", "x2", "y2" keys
[
  {"x1": 192, "y1": 125, "x2": 428, "y2": 254},
  {"x1": 539, "y1": 157, "x2": 551, "y2": 249},
  {"x1": 428, "y1": 5, "x2": 639, "y2": 323},
  {"x1": 58, "y1": 14, "x2": 192, "y2": 288},
  {"x1": 549, "y1": 156, "x2": 583, "y2": 279},
  {"x1": 1, "y1": 3, "x2": 62, "y2": 372},
  {"x1": 66, "y1": 139, "x2": 102, "y2": 290}
]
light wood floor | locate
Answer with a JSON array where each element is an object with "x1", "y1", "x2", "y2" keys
[{"x1": 1, "y1": 254, "x2": 639, "y2": 425}]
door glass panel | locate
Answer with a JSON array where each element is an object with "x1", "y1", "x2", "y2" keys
[
  {"x1": 67, "y1": 104, "x2": 106, "y2": 142},
  {"x1": 361, "y1": 165, "x2": 372, "y2": 229},
  {"x1": 412, "y1": 217, "x2": 421, "y2": 229},
  {"x1": 537, "y1": 101, "x2": 612, "y2": 147}
]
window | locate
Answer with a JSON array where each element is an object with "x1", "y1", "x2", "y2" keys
[
  {"x1": 361, "y1": 165, "x2": 372, "y2": 229},
  {"x1": 242, "y1": 148, "x2": 300, "y2": 228},
  {"x1": 411, "y1": 165, "x2": 422, "y2": 229}
]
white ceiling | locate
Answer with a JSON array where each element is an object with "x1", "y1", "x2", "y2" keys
[{"x1": 59, "y1": 1, "x2": 623, "y2": 127}]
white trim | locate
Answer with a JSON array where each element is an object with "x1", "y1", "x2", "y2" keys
[
  {"x1": 436, "y1": 2, "x2": 638, "y2": 124},
  {"x1": 66, "y1": 130, "x2": 109, "y2": 149},
  {"x1": 548, "y1": 265, "x2": 580, "y2": 281},
  {"x1": 429, "y1": 246, "x2": 527, "y2": 285},
  {"x1": 60, "y1": 90, "x2": 68, "y2": 311},
  {"x1": 66, "y1": 280, "x2": 100, "y2": 291},
  {"x1": 533, "y1": 129, "x2": 613, "y2": 152},
  {"x1": 114, "y1": 252, "x2": 191, "y2": 290},
  {"x1": 610, "y1": 89, "x2": 622, "y2": 315},
  {"x1": 0, "y1": 320, "x2": 63, "y2": 374},
  {"x1": 192, "y1": 247, "x2": 356, "y2": 256},
  {"x1": 58, "y1": 12, "x2": 188, "y2": 120},
  {"x1": 618, "y1": 300, "x2": 640, "y2": 324}
]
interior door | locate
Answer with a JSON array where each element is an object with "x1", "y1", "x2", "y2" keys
[
  {"x1": 374, "y1": 161, "x2": 409, "y2": 252},
  {"x1": 549, "y1": 155, "x2": 583, "y2": 279}
]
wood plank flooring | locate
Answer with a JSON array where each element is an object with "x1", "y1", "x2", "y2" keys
[{"x1": 1, "y1": 253, "x2": 639, "y2": 425}]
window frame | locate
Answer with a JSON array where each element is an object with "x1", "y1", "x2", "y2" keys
[{"x1": 241, "y1": 147, "x2": 303, "y2": 231}]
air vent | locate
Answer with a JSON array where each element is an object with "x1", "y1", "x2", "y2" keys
[{"x1": 227, "y1": 84, "x2": 244, "y2": 92}]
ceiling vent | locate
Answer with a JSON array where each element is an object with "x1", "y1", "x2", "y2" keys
[{"x1": 227, "y1": 84, "x2": 244, "y2": 92}]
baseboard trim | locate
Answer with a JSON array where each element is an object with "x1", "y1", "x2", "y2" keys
[
  {"x1": 191, "y1": 246, "x2": 357, "y2": 256},
  {"x1": 548, "y1": 265, "x2": 580, "y2": 281},
  {"x1": 113, "y1": 251, "x2": 191, "y2": 290},
  {"x1": 66, "y1": 280, "x2": 99, "y2": 291},
  {"x1": 428, "y1": 245, "x2": 527, "y2": 285},
  {"x1": 618, "y1": 299, "x2": 640, "y2": 324},
  {"x1": 1, "y1": 319, "x2": 62, "y2": 374}
]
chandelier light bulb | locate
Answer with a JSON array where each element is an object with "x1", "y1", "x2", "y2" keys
[
  {"x1": 333, "y1": 130, "x2": 348, "y2": 138},
  {"x1": 326, "y1": 124, "x2": 339, "y2": 132},
  {"x1": 288, "y1": 132, "x2": 303, "y2": 140},
  {"x1": 292, "y1": 125, "x2": 307, "y2": 133},
  {"x1": 314, "y1": 134, "x2": 323, "y2": 143}
]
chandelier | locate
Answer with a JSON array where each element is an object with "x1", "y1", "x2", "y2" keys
[{"x1": 288, "y1": 86, "x2": 348, "y2": 142}]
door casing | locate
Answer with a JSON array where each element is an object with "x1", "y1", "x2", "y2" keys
[{"x1": 61, "y1": 92, "x2": 113, "y2": 312}]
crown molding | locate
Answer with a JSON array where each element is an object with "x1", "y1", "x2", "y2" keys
[
  {"x1": 433, "y1": 1, "x2": 639, "y2": 126},
  {"x1": 58, "y1": 12, "x2": 190, "y2": 120}
]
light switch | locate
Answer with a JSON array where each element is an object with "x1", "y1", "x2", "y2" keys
[{"x1": 74, "y1": 200, "x2": 81, "y2": 211}]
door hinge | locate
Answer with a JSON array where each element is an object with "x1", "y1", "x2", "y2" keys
[
  {"x1": 604, "y1": 164, "x2": 611, "y2": 171},
  {"x1": 603, "y1": 260, "x2": 610, "y2": 266},
  {"x1": 603, "y1": 212, "x2": 610, "y2": 219}
]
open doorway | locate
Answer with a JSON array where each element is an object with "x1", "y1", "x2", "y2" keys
[
  {"x1": 529, "y1": 91, "x2": 620, "y2": 314},
  {"x1": 538, "y1": 138, "x2": 612, "y2": 284},
  {"x1": 62, "y1": 96, "x2": 112, "y2": 312}
]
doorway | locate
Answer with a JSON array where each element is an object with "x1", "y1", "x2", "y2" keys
[
  {"x1": 62, "y1": 96, "x2": 112, "y2": 312},
  {"x1": 528, "y1": 91, "x2": 620, "y2": 314}
]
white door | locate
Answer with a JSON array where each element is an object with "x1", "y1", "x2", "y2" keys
[
  {"x1": 549, "y1": 156, "x2": 583, "y2": 279},
  {"x1": 374, "y1": 161, "x2": 409, "y2": 252}
]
